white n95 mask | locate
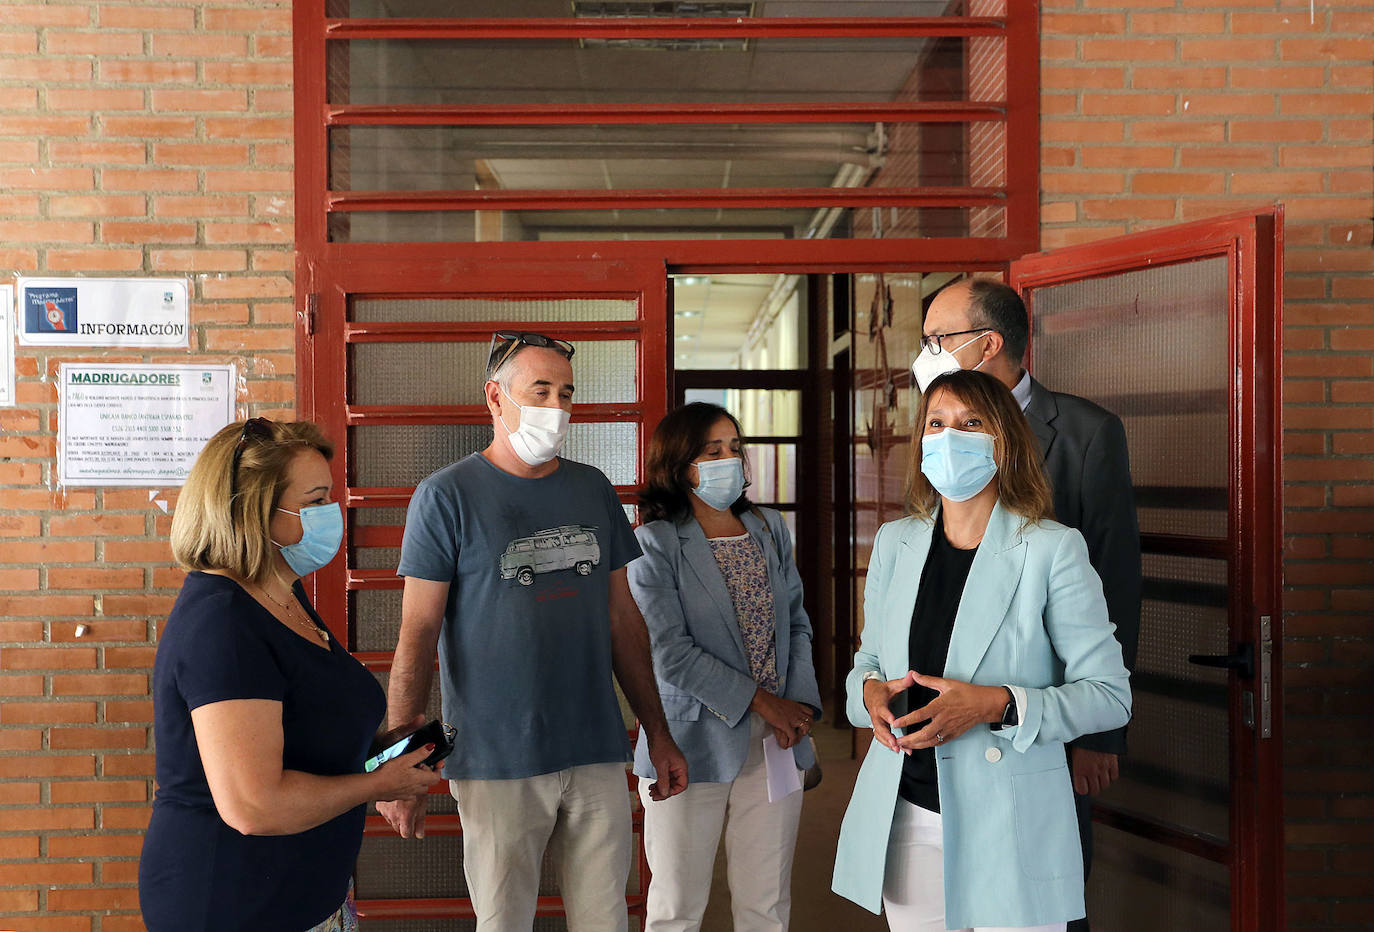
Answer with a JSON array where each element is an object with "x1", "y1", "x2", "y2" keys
[{"x1": 911, "y1": 331, "x2": 993, "y2": 392}]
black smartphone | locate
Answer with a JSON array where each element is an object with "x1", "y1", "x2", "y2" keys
[{"x1": 364, "y1": 720, "x2": 455, "y2": 773}]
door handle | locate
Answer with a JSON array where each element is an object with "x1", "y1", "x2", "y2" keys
[{"x1": 1188, "y1": 642, "x2": 1255, "y2": 679}]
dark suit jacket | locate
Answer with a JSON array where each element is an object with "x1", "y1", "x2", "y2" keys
[{"x1": 1025, "y1": 376, "x2": 1142, "y2": 755}]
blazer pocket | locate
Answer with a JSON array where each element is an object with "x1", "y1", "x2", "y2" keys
[
  {"x1": 660, "y1": 693, "x2": 702, "y2": 722},
  {"x1": 1010, "y1": 765, "x2": 1078, "y2": 881}
]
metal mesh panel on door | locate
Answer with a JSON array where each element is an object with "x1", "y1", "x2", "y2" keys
[
  {"x1": 1030, "y1": 256, "x2": 1230, "y2": 540},
  {"x1": 350, "y1": 340, "x2": 640, "y2": 406},
  {"x1": 351, "y1": 424, "x2": 491, "y2": 488},
  {"x1": 351, "y1": 296, "x2": 636, "y2": 323},
  {"x1": 353, "y1": 588, "x2": 404, "y2": 653}
]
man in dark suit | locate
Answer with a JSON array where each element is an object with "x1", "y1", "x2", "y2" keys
[{"x1": 913, "y1": 279, "x2": 1142, "y2": 932}]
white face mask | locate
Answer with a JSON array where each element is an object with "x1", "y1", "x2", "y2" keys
[
  {"x1": 911, "y1": 330, "x2": 993, "y2": 392},
  {"x1": 497, "y1": 387, "x2": 570, "y2": 466}
]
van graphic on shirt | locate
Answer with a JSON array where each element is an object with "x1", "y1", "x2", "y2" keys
[{"x1": 499, "y1": 525, "x2": 601, "y2": 586}]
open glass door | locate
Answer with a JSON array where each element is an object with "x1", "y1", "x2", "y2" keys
[
  {"x1": 1010, "y1": 209, "x2": 1283, "y2": 932},
  {"x1": 299, "y1": 254, "x2": 667, "y2": 927}
]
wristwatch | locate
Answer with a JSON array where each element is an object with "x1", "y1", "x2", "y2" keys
[
  {"x1": 863, "y1": 671, "x2": 884, "y2": 684},
  {"x1": 992, "y1": 686, "x2": 1018, "y2": 730}
]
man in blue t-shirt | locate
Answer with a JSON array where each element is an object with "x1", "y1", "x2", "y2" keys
[{"x1": 379, "y1": 331, "x2": 688, "y2": 932}]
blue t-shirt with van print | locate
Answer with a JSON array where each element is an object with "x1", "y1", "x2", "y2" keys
[{"x1": 397, "y1": 453, "x2": 640, "y2": 780}]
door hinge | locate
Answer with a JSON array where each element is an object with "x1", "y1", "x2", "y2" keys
[
  {"x1": 1258, "y1": 614, "x2": 1273, "y2": 739},
  {"x1": 304, "y1": 293, "x2": 318, "y2": 337}
]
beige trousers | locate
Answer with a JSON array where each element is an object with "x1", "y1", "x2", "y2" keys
[
  {"x1": 638, "y1": 713, "x2": 804, "y2": 932},
  {"x1": 451, "y1": 761, "x2": 631, "y2": 932}
]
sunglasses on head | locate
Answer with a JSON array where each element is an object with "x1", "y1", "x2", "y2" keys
[
  {"x1": 230, "y1": 417, "x2": 273, "y2": 496},
  {"x1": 486, "y1": 331, "x2": 576, "y2": 380}
]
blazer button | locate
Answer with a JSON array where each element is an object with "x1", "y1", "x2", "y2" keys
[{"x1": 985, "y1": 747, "x2": 1002, "y2": 763}]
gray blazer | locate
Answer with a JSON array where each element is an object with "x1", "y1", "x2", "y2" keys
[
  {"x1": 628, "y1": 507, "x2": 823, "y2": 784},
  {"x1": 1026, "y1": 377, "x2": 1142, "y2": 755}
]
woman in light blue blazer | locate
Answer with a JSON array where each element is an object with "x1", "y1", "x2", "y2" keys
[
  {"x1": 629, "y1": 402, "x2": 823, "y2": 932},
  {"x1": 832, "y1": 370, "x2": 1131, "y2": 932}
]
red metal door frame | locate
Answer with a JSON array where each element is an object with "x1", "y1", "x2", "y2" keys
[{"x1": 1009, "y1": 208, "x2": 1285, "y2": 932}]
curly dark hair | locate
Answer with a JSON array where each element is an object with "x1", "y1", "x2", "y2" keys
[{"x1": 639, "y1": 402, "x2": 752, "y2": 523}]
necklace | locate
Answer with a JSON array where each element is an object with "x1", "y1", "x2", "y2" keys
[{"x1": 256, "y1": 577, "x2": 330, "y2": 645}]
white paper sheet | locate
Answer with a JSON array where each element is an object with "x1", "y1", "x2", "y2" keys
[{"x1": 762, "y1": 734, "x2": 803, "y2": 803}]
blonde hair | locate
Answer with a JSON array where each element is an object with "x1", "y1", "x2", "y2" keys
[
  {"x1": 906, "y1": 370, "x2": 1055, "y2": 524},
  {"x1": 171, "y1": 419, "x2": 334, "y2": 585}
]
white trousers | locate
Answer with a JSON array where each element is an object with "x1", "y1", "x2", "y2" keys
[
  {"x1": 882, "y1": 799, "x2": 1066, "y2": 932},
  {"x1": 638, "y1": 714, "x2": 804, "y2": 932},
  {"x1": 451, "y1": 761, "x2": 631, "y2": 932}
]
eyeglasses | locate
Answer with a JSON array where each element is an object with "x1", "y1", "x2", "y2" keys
[
  {"x1": 919, "y1": 328, "x2": 994, "y2": 355},
  {"x1": 486, "y1": 331, "x2": 576, "y2": 380},
  {"x1": 230, "y1": 417, "x2": 273, "y2": 496}
]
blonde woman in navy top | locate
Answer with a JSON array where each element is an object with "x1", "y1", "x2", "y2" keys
[
  {"x1": 629, "y1": 402, "x2": 823, "y2": 932},
  {"x1": 139, "y1": 419, "x2": 441, "y2": 931}
]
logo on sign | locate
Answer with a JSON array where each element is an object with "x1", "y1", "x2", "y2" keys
[{"x1": 25, "y1": 288, "x2": 78, "y2": 335}]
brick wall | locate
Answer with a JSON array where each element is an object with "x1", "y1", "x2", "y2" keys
[
  {"x1": 1, "y1": 1, "x2": 1372, "y2": 929},
  {"x1": 1040, "y1": 1, "x2": 1374, "y2": 927},
  {"x1": 0, "y1": 2, "x2": 295, "y2": 929}
]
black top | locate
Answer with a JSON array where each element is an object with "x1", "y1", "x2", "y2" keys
[
  {"x1": 898, "y1": 514, "x2": 978, "y2": 813},
  {"x1": 139, "y1": 572, "x2": 386, "y2": 932}
]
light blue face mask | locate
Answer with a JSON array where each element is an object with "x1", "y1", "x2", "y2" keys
[
  {"x1": 920, "y1": 428, "x2": 998, "y2": 502},
  {"x1": 692, "y1": 457, "x2": 745, "y2": 512},
  {"x1": 273, "y1": 502, "x2": 344, "y2": 576}
]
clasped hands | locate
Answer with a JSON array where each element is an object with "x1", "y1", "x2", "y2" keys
[
  {"x1": 751, "y1": 687, "x2": 815, "y2": 750},
  {"x1": 863, "y1": 670, "x2": 1007, "y2": 754}
]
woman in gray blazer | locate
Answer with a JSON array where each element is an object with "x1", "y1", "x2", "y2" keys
[{"x1": 628, "y1": 402, "x2": 823, "y2": 932}]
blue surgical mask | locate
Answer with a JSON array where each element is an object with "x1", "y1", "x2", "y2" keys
[
  {"x1": 273, "y1": 502, "x2": 343, "y2": 576},
  {"x1": 692, "y1": 457, "x2": 745, "y2": 512},
  {"x1": 920, "y1": 428, "x2": 997, "y2": 502}
]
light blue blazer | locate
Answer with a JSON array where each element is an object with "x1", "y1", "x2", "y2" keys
[
  {"x1": 831, "y1": 502, "x2": 1131, "y2": 928},
  {"x1": 628, "y1": 507, "x2": 823, "y2": 784}
]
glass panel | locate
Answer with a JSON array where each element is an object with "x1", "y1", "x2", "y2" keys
[
  {"x1": 336, "y1": 1, "x2": 1003, "y2": 18},
  {"x1": 351, "y1": 295, "x2": 636, "y2": 323},
  {"x1": 674, "y1": 274, "x2": 809, "y2": 370},
  {"x1": 329, "y1": 122, "x2": 1004, "y2": 193},
  {"x1": 354, "y1": 588, "x2": 403, "y2": 652},
  {"x1": 351, "y1": 422, "x2": 638, "y2": 486},
  {"x1": 746, "y1": 442, "x2": 796, "y2": 505},
  {"x1": 736, "y1": 389, "x2": 800, "y2": 437},
  {"x1": 332, "y1": 38, "x2": 990, "y2": 107},
  {"x1": 351, "y1": 424, "x2": 490, "y2": 487},
  {"x1": 349, "y1": 340, "x2": 638, "y2": 405},
  {"x1": 1087, "y1": 825, "x2": 1229, "y2": 932},
  {"x1": 1029, "y1": 256, "x2": 1230, "y2": 539},
  {"x1": 330, "y1": 206, "x2": 1005, "y2": 243}
]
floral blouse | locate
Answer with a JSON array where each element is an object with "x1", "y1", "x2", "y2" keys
[{"x1": 706, "y1": 533, "x2": 779, "y2": 693}]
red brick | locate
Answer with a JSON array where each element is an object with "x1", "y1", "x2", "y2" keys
[
  {"x1": 251, "y1": 89, "x2": 294, "y2": 112},
  {"x1": 0, "y1": 728, "x2": 42, "y2": 750},
  {"x1": 1080, "y1": 38, "x2": 1177, "y2": 61},
  {"x1": 1231, "y1": 171, "x2": 1326, "y2": 196},
  {"x1": 0, "y1": 782, "x2": 40, "y2": 804},
  {"x1": 0, "y1": 890, "x2": 38, "y2": 911},
  {"x1": 200, "y1": 275, "x2": 294, "y2": 299},
  {"x1": 1180, "y1": 38, "x2": 1276, "y2": 61},
  {"x1": 153, "y1": 194, "x2": 249, "y2": 218},
  {"x1": 48, "y1": 888, "x2": 142, "y2": 913},
  {"x1": 0, "y1": 539, "x2": 95, "y2": 562},
  {"x1": 106, "y1": 700, "x2": 154, "y2": 722},
  {"x1": 205, "y1": 116, "x2": 293, "y2": 140},
  {"x1": 0, "y1": 674, "x2": 44, "y2": 697},
  {"x1": 50, "y1": 780, "x2": 148, "y2": 804},
  {"x1": 1281, "y1": 37, "x2": 1374, "y2": 62},
  {"x1": 0, "y1": 167, "x2": 92, "y2": 191},
  {"x1": 101, "y1": 805, "x2": 153, "y2": 830},
  {"x1": 0, "y1": 647, "x2": 98, "y2": 671},
  {"x1": 152, "y1": 88, "x2": 248, "y2": 112},
  {"x1": 98, "y1": 5, "x2": 195, "y2": 29},
  {"x1": 46, "y1": 87, "x2": 145, "y2": 111},
  {"x1": 1332, "y1": 380, "x2": 1374, "y2": 403},
  {"x1": 0, "y1": 860, "x2": 92, "y2": 885},
  {"x1": 48, "y1": 194, "x2": 147, "y2": 218},
  {"x1": 51, "y1": 619, "x2": 150, "y2": 643},
  {"x1": 1130, "y1": 120, "x2": 1225, "y2": 143},
  {"x1": 203, "y1": 60, "x2": 293, "y2": 85},
  {"x1": 1, "y1": 701, "x2": 97, "y2": 724},
  {"x1": 206, "y1": 169, "x2": 292, "y2": 192},
  {"x1": 46, "y1": 29, "x2": 143, "y2": 55},
  {"x1": 0, "y1": 58, "x2": 92, "y2": 82},
  {"x1": 154, "y1": 142, "x2": 252, "y2": 167},
  {"x1": 50, "y1": 727, "x2": 149, "y2": 750},
  {"x1": 101, "y1": 168, "x2": 198, "y2": 192},
  {"x1": 100, "y1": 219, "x2": 196, "y2": 244},
  {"x1": 99, "y1": 59, "x2": 196, "y2": 84},
  {"x1": 153, "y1": 32, "x2": 249, "y2": 57},
  {"x1": 46, "y1": 248, "x2": 147, "y2": 273},
  {"x1": 1282, "y1": 144, "x2": 1374, "y2": 169},
  {"x1": 1230, "y1": 119, "x2": 1323, "y2": 143},
  {"x1": 204, "y1": 7, "x2": 291, "y2": 31},
  {"x1": 255, "y1": 34, "x2": 292, "y2": 58},
  {"x1": 0, "y1": 30, "x2": 38, "y2": 54},
  {"x1": 1281, "y1": 92, "x2": 1374, "y2": 116},
  {"x1": 47, "y1": 834, "x2": 142, "y2": 858},
  {"x1": 1231, "y1": 65, "x2": 1328, "y2": 90},
  {"x1": 103, "y1": 754, "x2": 155, "y2": 778},
  {"x1": 0, "y1": 807, "x2": 95, "y2": 831},
  {"x1": 204, "y1": 221, "x2": 292, "y2": 245},
  {"x1": 100, "y1": 540, "x2": 172, "y2": 563},
  {"x1": 0, "y1": 621, "x2": 44, "y2": 640},
  {"x1": 1131, "y1": 172, "x2": 1225, "y2": 195},
  {"x1": 101, "y1": 594, "x2": 176, "y2": 616},
  {"x1": 48, "y1": 567, "x2": 146, "y2": 590},
  {"x1": 101, "y1": 861, "x2": 143, "y2": 886},
  {"x1": 100, "y1": 114, "x2": 196, "y2": 138},
  {"x1": 50, "y1": 674, "x2": 147, "y2": 696},
  {"x1": 105, "y1": 647, "x2": 156, "y2": 668}
]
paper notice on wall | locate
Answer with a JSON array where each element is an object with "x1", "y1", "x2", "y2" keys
[
  {"x1": 58, "y1": 363, "x2": 236, "y2": 487},
  {"x1": 18, "y1": 276, "x2": 190, "y2": 348},
  {"x1": 0, "y1": 285, "x2": 14, "y2": 407}
]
